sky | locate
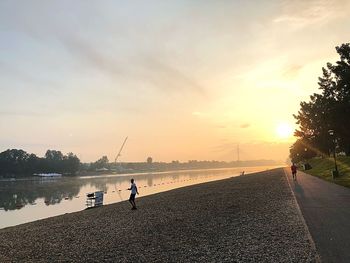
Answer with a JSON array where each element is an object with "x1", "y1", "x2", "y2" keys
[{"x1": 1, "y1": 0, "x2": 350, "y2": 163}]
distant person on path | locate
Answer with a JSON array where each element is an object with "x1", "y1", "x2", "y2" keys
[
  {"x1": 128, "y1": 178, "x2": 139, "y2": 210},
  {"x1": 291, "y1": 163, "x2": 297, "y2": 180}
]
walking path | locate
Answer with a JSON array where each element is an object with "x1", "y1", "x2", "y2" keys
[{"x1": 285, "y1": 168, "x2": 350, "y2": 263}]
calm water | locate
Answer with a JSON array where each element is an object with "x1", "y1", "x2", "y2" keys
[{"x1": 0, "y1": 166, "x2": 278, "y2": 229}]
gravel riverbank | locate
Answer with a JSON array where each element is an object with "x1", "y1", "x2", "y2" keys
[{"x1": 0, "y1": 168, "x2": 318, "y2": 262}]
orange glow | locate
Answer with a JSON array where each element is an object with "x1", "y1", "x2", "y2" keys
[{"x1": 276, "y1": 123, "x2": 293, "y2": 139}]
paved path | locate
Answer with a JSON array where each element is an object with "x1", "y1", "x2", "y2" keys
[{"x1": 285, "y1": 168, "x2": 350, "y2": 263}]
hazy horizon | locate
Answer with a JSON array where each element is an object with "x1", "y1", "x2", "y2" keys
[{"x1": 1, "y1": 0, "x2": 350, "y2": 162}]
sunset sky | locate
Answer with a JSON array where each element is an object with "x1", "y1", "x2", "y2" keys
[{"x1": 1, "y1": 0, "x2": 350, "y2": 162}]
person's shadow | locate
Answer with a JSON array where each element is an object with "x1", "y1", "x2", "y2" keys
[{"x1": 293, "y1": 179, "x2": 304, "y2": 197}]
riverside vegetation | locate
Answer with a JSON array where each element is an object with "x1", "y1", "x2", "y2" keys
[
  {"x1": 290, "y1": 43, "x2": 350, "y2": 162},
  {"x1": 0, "y1": 149, "x2": 80, "y2": 177},
  {"x1": 0, "y1": 148, "x2": 281, "y2": 179},
  {"x1": 289, "y1": 43, "x2": 350, "y2": 186},
  {"x1": 300, "y1": 156, "x2": 350, "y2": 188}
]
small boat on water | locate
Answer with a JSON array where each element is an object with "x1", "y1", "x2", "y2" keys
[{"x1": 35, "y1": 173, "x2": 62, "y2": 177}]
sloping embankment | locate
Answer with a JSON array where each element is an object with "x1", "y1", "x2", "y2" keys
[{"x1": 0, "y1": 168, "x2": 317, "y2": 262}]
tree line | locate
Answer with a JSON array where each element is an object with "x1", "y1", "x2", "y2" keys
[
  {"x1": 290, "y1": 43, "x2": 350, "y2": 162},
  {"x1": 83, "y1": 156, "x2": 282, "y2": 174},
  {"x1": 0, "y1": 148, "x2": 281, "y2": 178},
  {"x1": 0, "y1": 149, "x2": 80, "y2": 177}
]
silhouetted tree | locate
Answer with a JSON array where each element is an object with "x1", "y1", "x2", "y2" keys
[
  {"x1": 0, "y1": 149, "x2": 31, "y2": 175},
  {"x1": 44, "y1": 150, "x2": 64, "y2": 172},
  {"x1": 63, "y1": 153, "x2": 81, "y2": 174},
  {"x1": 90, "y1": 156, "x2": 109, "y2": 170},
  {"x1": 289, "y1": 139, "x2": 318, "y2": 163},
  {"x1": 292, "y1": 43, "x2": 350, "y2": 160},
  {"x1": 0, "y1": 149, "x2": 81, "y2": 177}
]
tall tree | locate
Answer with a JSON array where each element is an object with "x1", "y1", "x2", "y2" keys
[
  {"x1": 63, "y1": 153, "x2": 81, "y2": 174},
  {"x1": 289, "y1": 139, "x2": 317, "y2": 163},
  {"x1": 292, "y1": 43, "x2": 350, "y2": 159},
  {"x1": 90, "y1": 156, "x2": 109, "y2": 170},
  {"x1": 0, "y1": 149, "x2": 31, "y2": 175}
]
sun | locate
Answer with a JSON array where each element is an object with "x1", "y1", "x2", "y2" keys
[{"x1": 276, "y1": 123, "x2": 293, "y2": 139}]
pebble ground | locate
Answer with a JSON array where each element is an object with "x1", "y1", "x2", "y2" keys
[{"x1": 0, "y1": 168, "x2": 318, "y2": 262}]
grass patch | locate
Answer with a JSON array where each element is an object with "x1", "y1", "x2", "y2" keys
[{"x1": 303, "y1": 156, "x2": 350, "y2": 188}]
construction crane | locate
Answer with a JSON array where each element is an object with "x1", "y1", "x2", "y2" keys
[{"x1": 114, "y1": 137, "x2": 128, "y2": 166}]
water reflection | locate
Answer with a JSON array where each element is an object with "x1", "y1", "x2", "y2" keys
[
  {"x1": 147, "y1": 176, "x2": 153, "y2": 187},
  {"x1": 0, "y1": 178, "x2": 80, "y2": 211},
  {"x1": 0, "y1": 166, "x2": 277, "y2": 228}
]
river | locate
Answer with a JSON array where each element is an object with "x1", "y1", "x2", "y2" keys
[{"x1": 0, "y1": 166, "x2": 280, "y2": 229}]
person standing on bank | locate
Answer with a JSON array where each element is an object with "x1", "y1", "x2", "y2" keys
[
  {"x1": 128, "y1": 178, "x2": 139, "y2": 210},
  {"x1": 291, "y1": 163, "x2": 297, "y2": 180}
]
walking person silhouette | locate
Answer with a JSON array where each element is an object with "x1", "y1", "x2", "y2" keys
[
  {"x1": 291, "y1": 163, "x2": 297, "y2": 180},
  {"x1": 128, "y1": 178, "x2": 139, "y2": 210}
]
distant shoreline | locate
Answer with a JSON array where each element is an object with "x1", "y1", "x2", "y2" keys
[
  {"x1": 78, "y1": 164, "x2": 283, "y2": 178},
  {"x1": 0, "y1": 164, "x2": 284, "y2": 181}
]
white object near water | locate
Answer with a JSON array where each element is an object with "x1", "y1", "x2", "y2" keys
[
  {"x1": 86, "y1": 191, "x2": 104, "y2": 208},
  {"x1": 36, "y1": 173, "x2": 62, "y2": 177},
  {"x1": 95, "y1": 191, "x2": 104, "y2": 206}
]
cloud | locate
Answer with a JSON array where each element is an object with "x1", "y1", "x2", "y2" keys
[
  {"x1": 240, "y1": 123, "x2": 250, "y2": 128},
  {"x1": 58, "y1": 34, "x2": 205, "y2": 95},
  {"x1": 274, "y1": 0, "x2": 349, "y2": 29},
  {"x1": 0, "y1": 110, "x2": 46, "y2": 117},
  {"x1": 0, "y1": 61, "x2": 59, "y2": 93},
  {"x1": 59, "y1": 34, "x2": 126, "y2": 77},
  {"x1": 282, "y1": 64, "x2": 303, "y2": 79},
  {"x1": 139, "y1": 56, "x2": 205, "y2": 95}
]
